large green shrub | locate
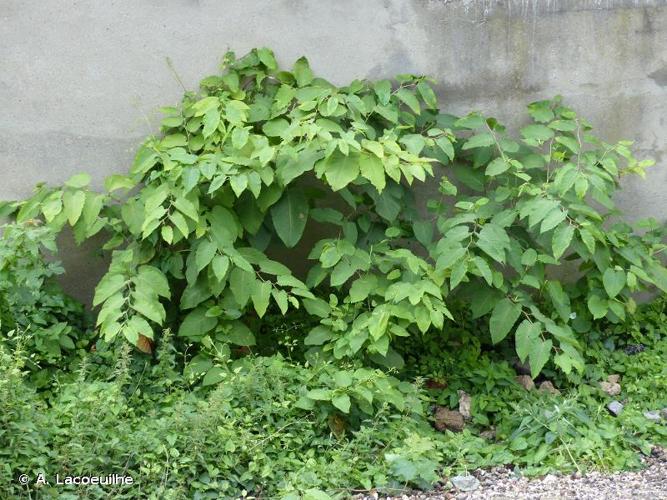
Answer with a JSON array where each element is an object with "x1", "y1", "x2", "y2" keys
[{"x1": 2, "y1": 47, "x2": 665, "y2": 396}]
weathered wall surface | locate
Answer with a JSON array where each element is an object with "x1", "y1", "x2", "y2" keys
[{"x1": 1, "y1": 0, "x2": 666, "y2": 301}]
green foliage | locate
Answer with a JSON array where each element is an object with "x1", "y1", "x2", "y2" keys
[
  {"x1": 0, "y1": 340, "x2": 437, "y2": 499},
  {"x1": 1, "y1": 47, "x2": 666, "y2": 497},
  {"x1": 6, "y1": 49, "x2": 663, "y2": 385},
  {"x1": 0, "y1": 222, "x2": 92, "y2": 386}
]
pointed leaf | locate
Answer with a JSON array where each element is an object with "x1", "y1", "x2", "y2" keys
[
  {"x1": 490, "y1": 298, "x2": 522, "y2": 344},
  {"x1": 270, "y1": 189, "x2": 309, "y2": 248}
]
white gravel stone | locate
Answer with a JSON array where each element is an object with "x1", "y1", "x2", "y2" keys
[{"x1": 354, "y1": 448, "x2": 667, "y2": 500}]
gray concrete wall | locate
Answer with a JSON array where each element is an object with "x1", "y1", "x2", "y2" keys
[{"x1": 1, "y1": 0, "x2": 666, "y2": 302}]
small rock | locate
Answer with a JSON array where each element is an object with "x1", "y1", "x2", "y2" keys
[
  {"x1": 644, "y1": 410, "x2": 661, "y2": 422},
  {"x1": 458, "y1": 390, "x2": 472, "y2": 420},
  {"x1": 516, "y1": 375, "x2": 535, "y2": 390},
  {"x1": 433, "y1": 407, "x2": 465, "y2": 432},
  {"x1": 607, "y1": 400, "x2": 624, "y2": 416},
  {"x1": 660, "y1": 408, "x2": 667, "y2": 420},
  {"x1": 451, "y1": 475, "x2": 480, "y2": 492},
  {"x1": 600, "y1": 380, "x2": 621, "y2": 396},
  {"x1": 607, "y1": 374, "x2": 621, "y2": 384},
  {"x1": 538, "y1": 381, "x2": 561, "y2": 395},
  {"x1": 480, "y1": 427, "x2": 496, "y2": 440}
]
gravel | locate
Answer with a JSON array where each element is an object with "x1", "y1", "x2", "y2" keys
[{"x1": 354, "y1": 447, "x2": 667, "y2": 500}]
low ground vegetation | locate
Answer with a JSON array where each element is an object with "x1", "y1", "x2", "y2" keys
[{"x1": 1, "y1": 49, "x2": 665, "y2": 498}]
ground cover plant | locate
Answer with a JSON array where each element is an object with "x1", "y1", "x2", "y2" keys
[{"x1": 1, "y1": 48, "x2": 665, "y2": 498}]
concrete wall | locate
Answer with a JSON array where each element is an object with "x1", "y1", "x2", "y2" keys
[{"x1": 1, "y1": 0, "x2": 666, "y2": 302}]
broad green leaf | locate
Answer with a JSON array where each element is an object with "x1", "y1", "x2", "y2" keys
[
  {"x1": 579, "y1": 228, "x2": 596, "y2": 255},
  {"x1": 449, "y1": 259, "x2": 468, "y2": 290},
  {"x1": 202, "y1": 108, "x2": 221, "y2": 138},
  {"x1": 334, "y1": 371, "x2": 353, "y2": 388},
  {"x1": 396, "y1": 88, "x2": 420, "y2": 114},
  {"x1": 303, "y1": 489, "x2": 333, "y2": 500},
  {"x1": 556, "y1": 136, "x2": 580, "y2": 153},
  {"x1": 485, "y1": 157, "x2": 509, "y2": 176},
  {"x1": 302, "y1": 298, "x2": 331, "y2": 318},
  {"x1": 227, "y1": 321, "x2": 256, "y2": 346},
  {"x1": 647, "y1": 262, "x2": 667, "y2": 294},
  {"x1": 521, "y1": 124, "x2": 554, "y2": 142},
  {"x1": 546, "y1": 281, "x2": 571, "y2": 322},
  {"x1": 521, "y1": 249, "x2": 538, "y2": 267},
  {"x1": 173, "y1": 196, "x2": 199, "y2": 221},
  {"x1": 373, "y1": 80, "x2": 391, "y2": 105},
  {"x1": 332, "y1": 393, "x2": 351, "y2": 413},
  {"x1": 304, "y1": 326, "x2": 332, "y2": 346},
  {"x1": 263, "y1": 118, "x2": 289, "y2": 137},
  {"x1": 362, "y1": 139, "x2": 384, "y2": 158},
  {"x1": 65, "y1": 173, "x2": 91, "y2": 188},
  {"x1": 549, "y1": 119, "x2": 577, "y2": 131},
  {"x1": 257, "y1": 47, "x2": 277, "y2": 69},
  {"x1": 169, "y1": 211, "x2": 190, "y2": 237},
  {"x1": 270, "y1": 189, "x2": 309, "y2": 248},
  {"x1": 93, "y1": 273, "x2": 126, "y2": 307},
  {"x1": 211, "y1": 255, "x2": 230, "y2": 281},
  {"x1": 195, "y1": 240, "x2": 217, "y2": 272},
  {"x1": 587, "y1": 294, "x2": 608, "y2": 319},
  {"x1": 490, "y1": 298, "x2": 522, "y2": 344},
  {"x1": 574, "y1": 176, "x2": 589, "y2": 198},
  {"x1": 602, "y1": 268, "x2": 626, "y2": 298},
  {"x1": 272, "y1": 289, "x2": 289, "y2": 314},
  {"x1": 462, "y1": 133, "x2": 494, "y2": 150},
  {"x1": 178, "y1": 307, "x2": 216, "y2": 339},
  {"x1": 321, "y1": 152, "x2": 360, "y2": 191},
  {"x1": 527, "y1": 101, "x2": 554, "y2": 123},
  {"x1": 412, "y1": 220, "x2": 433, "y2": 247},
  {"x1": 529, "y1": 338, "x2": 553, "y2": 378},
  {"x1": 349, "y1": 275, "x2": 378, "y2": 303},
  {"x1": 41, "y1": 193, "x2": 63, "y2": 222},
  {"x1": 306, "y1": 388, "x2": 331, "y2": 401},
  {"x1": 436, "y1": 246, "x2": 467, "y2": 271},
  {"x1": 435, "y1": 137, "x2": 454, "y2": 161},
  {"x1": 131, "y1": 294, "x2": 165, "y2": 324},
  {"x1": 417, "y1": 81, "x2": 438, "y2": 109},
  {"x1": 515, "y1": 320, "x2": 541, "y2": 363},
  {"x1": 136, "y1": 265, "x2": 170, "y2": 298},
  {"x1": 540, "y1": 208, "x2": 567, "y2": 233},
  {"x1": 251, "y1": 281, "x2": 272, "y2": 317},
  {"x1": 330, "y1": 259, "x2": 357, "y2": 287},
  {"x1": 473, "y1": 256, "x2": 493, "y2": 286},
  {"x1": 231, "y1": 127, "x2": 249, "y2": 149},
  {"x1": 229, "y1": 268, "x2": 255, "y2": 308},
  {"x1": 224, "y1": 100, "x2": 249, "y2": 125},
  {"x1": 276, "y1": 147, "x2": 320, "y2": 185},
  {"x1": 230, "y1": 174, "x2": 248, "y2": 197},
  {"x1": 192, "y1": 96, "x2": 219, "y2": 116},
  {"x1": 359, "y1": 153, "x2": 386, "y2": 192},
  {"x1": 209, "y1": 205, "x2": 240, "y2": 247},
  {"x1": 292, "y1": 56, "x2": 314, "y2": 87},
  {"x1": 161, "y1": 225, "x2": 173, "y2": 244},
  {"x1": 124, "y1": 316, "x2": 153, "y2": 345},
  {"x1": 552, "y1": 224, "x2": 574, "y2": 259},
  {"x1": 477, "y1": 223, "x2": 510, "y2": 264},
  {"x1": 63, "y1": 190, "x2": 86, "y2": 226},
  {"x1": 203, "y1": 367, "x2": 225, "y2": 386}
]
